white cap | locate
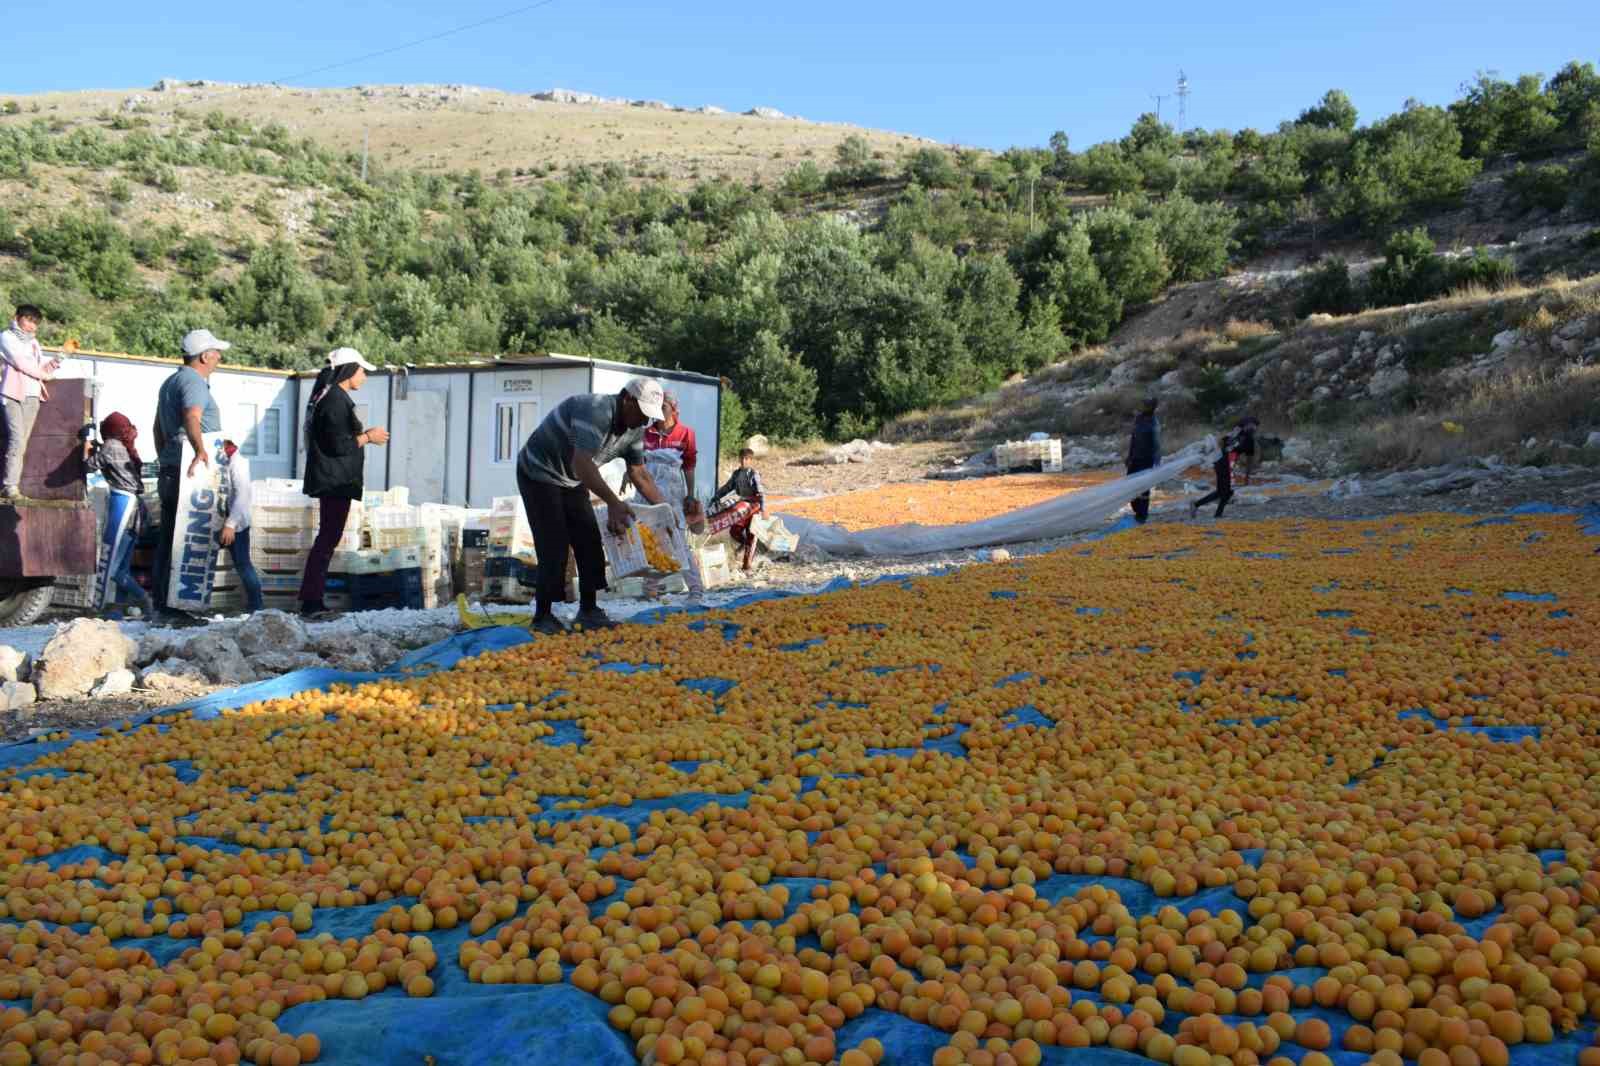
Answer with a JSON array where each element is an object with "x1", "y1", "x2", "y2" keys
[
  {"x1": 327, "y1": 347, "x2": 377, "y2": 372},
  {"x1": 624, "y1": 377, "x2": 666, "y2": 421},
  {"x1": 181, "y1": 329, "x2": 231, "y2": 358}
]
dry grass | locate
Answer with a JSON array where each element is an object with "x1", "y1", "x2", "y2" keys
[
  {"x1": 1352, "y1": 363, "x2": 1600, "y2": 470},
  {"x1": 3, "y1": 83, "x2": 936, "y2": 188}
]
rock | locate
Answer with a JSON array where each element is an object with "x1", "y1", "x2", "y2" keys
[
  {"x1": 327, "y1": 647, "x2": 377, "y2": 673},
  {"x1": 1491, "y1": 329, "x2": 1522, "y2": 353},
  {"x1": 91, "y1": 670, "x2": 136, "y2": 698},
  {"x1": 1356, "y1": 331, "x2": 1376, "y2": 347},
  {"x1": 34, "y1": 619, "x2": 138, "y2": 700},
  {"x1": 990, "y1": 549, "x2": 1013, "y2": 563},
  {"x1": 1158, "y1": 369, "x2": 1185, "y2": 388},
  {"x1": 1551, "y1": 335, "x2": 1584, "y2": 357},
  {"x1": 631, "y1": 99, "x2": 671, "y2": 110},
  {"x1": 140, "y1": 658, "x2": 208, "y2": 692},
  {"x1": 745, "y1": 106, "x2": 787, "y2": 119},
  {"x1": 744, "y1": 434, "x2": 771, "y2": 457},
  {"x1": 1367, "y1": 366, "x2": 1411, "y2": 398},
  {"x1": 207, "y1": 656, "x2": 256, "y2": 686},
  {"x1": 395, "y1": 625, "x2": 455, "y2": 651},
  {"x1": 1106, "y1": 359, "x2": 1143, "y2": 388},
  {"x1": 0, "y1": 645, "x2": 30, "y2": 683},
  {"x1": 1312, "y1": 347, "x2": 1344, "y2": 370},
  {"x1": 1555, "y1": 317, "x2": 1590, "y2": 342},
  {"x1": 1375, "y1": 345, "x2": 1400, "y2": 369},
  {"x1": 235, "y1": 610, "x2": 309, "y2": 656},
  {"x1": 181, "y1": 629, "x2": 240, "y2": 664},
  {"x1": 252, "y1": 650, "x2": 326, "y2": 674},
  {"x1": 825, "y1": 439, "x2": 875, "y2": 465},
  {"x1": 1585, "y1": 431, "x2": 1600, "y2": 450},
  {"x1": 1312, "y1": 385, "x2": 1333, "y2": 401},
  {"x1": 1, "y1": 680, "x2": 36, "y2": 713},
  {"x1": 367, "y1": 638, "x2": 402, "y2": 670}
]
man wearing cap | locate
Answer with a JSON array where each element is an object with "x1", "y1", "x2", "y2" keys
[
  {"x1": 151, "y1": 329, "x2": 227, "y2": 621},
  {"x1": 517, "y1": 377, "x2": 681, "y2": 634}
]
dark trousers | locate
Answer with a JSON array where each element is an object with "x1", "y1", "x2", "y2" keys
[
  {"x1": 1127, "y1": 463, "x2": 1153, "y2": 524},
  {"x1": 229, "y1": 528, "x2": 265, "y2": 613},
  {"x1": 518, "y1": 469, "x2": 606, "y2": 616},
  {"x1": 1196, "y1": 456, "x2": 1234, "y2": 517},
  {"x1": 154, "y1": 467, "x2": 180, "y2": 611},
  {"x1": 299, "y1": 496, "x2": 352, "y2": 606}
]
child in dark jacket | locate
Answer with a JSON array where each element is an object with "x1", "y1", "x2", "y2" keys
[
  {"x1": 83, "y1": 412, "x2": 154, "y2": 616},
  {"x1": 709, "y1": 449, "x2": 767, "y2": 571}
]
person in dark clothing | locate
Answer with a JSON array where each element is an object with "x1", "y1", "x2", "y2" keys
[
  {"x1": 1191, "y1": 425, "x2": 1243, "y2": 520},
  {"x1": 299, "y1": 348, "x2": 389, "y2": 620},
  {"x1": 1125, "y1": 398, "x2": 1161, "y2": 524},
  {"x1": 710, "y1": 448, "x2": 768, "y2": 571},
  {"x1": 516, "y1": 377, "x2": 677, "y2": 635},
  {"x1": 1230, "y1": 415, "x2": 1260, "y2": 485}
]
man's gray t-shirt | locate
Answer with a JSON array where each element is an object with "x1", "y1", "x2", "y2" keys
[
  {"x1": 156, "y1": 365, "x2": 221, "y2": 469},
  {"x1": 518, "y1": 393, "x2": 646, "y2": 489}
]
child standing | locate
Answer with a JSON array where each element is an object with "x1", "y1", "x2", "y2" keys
[
  {"x1": 219, "y1": 440, "x2": 265, "y2": 614},
  {"x1": 83, "y1": 412, "x2": 154, "y2": 617},
  {"x1": 1191, "y1": 424, "x2": 1244, "y2": 520}
]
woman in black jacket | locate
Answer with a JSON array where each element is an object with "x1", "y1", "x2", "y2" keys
[{"x1": 299, "y1": 348, "x2": 389, "y2": 619}]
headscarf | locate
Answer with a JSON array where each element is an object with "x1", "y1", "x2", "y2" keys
[
  {"x1": 99, "y1": 412, "x2": 141, "y2": 467},
  {"x1": 302, "y1": 363, "x2": 361, "y2": 442}
]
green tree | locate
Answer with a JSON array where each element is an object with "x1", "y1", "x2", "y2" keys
[
  {"x1": 826, "y1": 134, "x2": 886, "y2": 189},
  {"x1": 1149, "y1": 195, "x2": 1237, "y2": 281},
  {"x1": 225, "y1": 240, "x2": 326, "y2": 340},
  {"x1": 902, "y1": 147, "x2": 960, "y2": 189},
  {"x1": 734, "y1": 330, "x2": 818, "y2": 440},
  {"x1": 1016, "y1": 220, "x2": 1121, "y2": 347},
  {"x1": 1082, "y1": 208, "x2": 1170, "y2": 307},
  {"x1": 1297, "y1": 89, "x2": 1359, "y2": 132},
  {"x1": 1451, "y1": 73, "x2": 1558, "y2": 157}
]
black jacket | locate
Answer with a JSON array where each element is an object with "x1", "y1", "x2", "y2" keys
[
  {"x1": 303, "y1": 387, "x2": 365, "y2": 500},
  {"x1": 1127, "y1": 413, "x2": 1161, "y2": 472}
]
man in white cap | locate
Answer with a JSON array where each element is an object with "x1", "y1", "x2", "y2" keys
[
  {"x1": 150, "y1": 328, "x2": 228, "y2": 622},
  {"x1": 517, "y1": 377, "x2": 691, "y2": 634}
]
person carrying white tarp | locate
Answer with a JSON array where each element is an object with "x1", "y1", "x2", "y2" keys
[{"x1": 778, "y1": 436, "x2": 1213, "y2": 559}]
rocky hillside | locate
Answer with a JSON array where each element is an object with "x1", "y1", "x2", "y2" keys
[{"x1": 3, "y1": 79, "x2": 933, "y2": 187}]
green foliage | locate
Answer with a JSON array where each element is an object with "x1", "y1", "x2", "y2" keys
[
  {"x1": 1148, "y1": 195, "x2": 1236, "y2": 282},
  {"x1": 1332, "y1": 104, "x2": 1481, "y2": 231},
  {"x1": 734, "y1": 330, "x2": 818, "y2": 439},
  {"x1": 225, "y1": 240, "x2": 325, "y2": 340},
  {"x1": 778, "y1": 161, "x2": 824, "y2": 199},
  {"x1": 108, "y1": 178, "x2": 132, "y2": 204},
  {"x1": 1505, "y1": 163, "x2": 1572, "y2": 212},
  {"x1": 1194, "y1": 363, "x2": 1243, "y2": 421},
  {"x1": 1366, "y1": 227, "x2": 1448, "y2": 307},
  {"x1": 1298, "y1": 90, "x2": 1359, "y2": 133},
  {"x1": 825, "y1": 135, "x2": 885, "y2": 189},
  {"x1": 717, "y1": 385, "x2": 747, "y2": 456},
  {"x1": 175, "y1": 235, "x2": 221, "y2": 280},
  {"x1": 902, "y1": 147, "x2": 960, "y2": 189},
  {"x1": 1295, "y1": 257, "x2": 1360, "y2": 317},
  {"x1": 1081, "y1": 208, "x2": 1169, "y2": 307},
  {"x1": 1451, "y1": 73, "x2": 1559, "y2": 157}
]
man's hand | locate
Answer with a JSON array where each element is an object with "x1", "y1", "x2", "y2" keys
[
  {"x1": 187, "y1": 449, "x2": 210, "y2": 478},
  {"x1": 218, "y1": 525, "x2": 236, "y2": 547},
  {"x1": 365, "y1": 427, "x2": 390, "y2": 445},
  {"x1": 684, "y1": 498, "x2": 706, "y2": 533},
  {"x1": 606, "y1": 500, "x2": 636, "y2": 536}
]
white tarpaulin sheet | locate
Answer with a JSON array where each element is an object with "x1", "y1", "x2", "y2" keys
[{"x1": 776, "y1": 437, "x2": 1214, "y2": 558}]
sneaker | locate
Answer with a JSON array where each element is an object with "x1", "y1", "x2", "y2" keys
[
  {"x1": 0, "y1": 487, "x2": 17, "y2": 502},
  {"x1": 572, "y1": 607, "x2": 619, "y2": 631},
  {"x1": 301, "y1": 602, "x2": 342, "y2": 622},
  {"x1": 529, "y1": 614, "x2": 568, "y2": 637}
]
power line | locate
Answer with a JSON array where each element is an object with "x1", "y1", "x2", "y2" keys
[{"x1": 263, "y1": 0, "x2": 563, "y2": 87}]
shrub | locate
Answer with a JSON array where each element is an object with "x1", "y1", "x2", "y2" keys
[
  {"x1": 1149, "y1": 195, "x2": 1236, "y2": 281},
  {"x1": 1366, "y1": 226, "x2": 1449, "y2": 307},
  {"x1": 718, "y1": 386, "x2": 748, "y2": 457},
  {"x1": 1505, "y1": 163, "x2": 1571, "y2": 212},
  {"x1": 901, "y1": 147, "x2": 960, "y2": 189},
  {"x1": 175, "y1": 235, "x2": 221, "y2": 280},
  {"x1": 108, "y1": 178, "x2": 133, "y2": 204},
  {"x1": 1194, "y1": 363, "x2": 1244, "y2": 421},
  {"x1": 779, "y1": 161, "x2": 824, "y2": 199},
  {"x1": 1296, "y1": 257, "x2": 1361, "y2": 317}
]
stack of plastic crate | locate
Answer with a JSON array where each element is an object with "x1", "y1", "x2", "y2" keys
[{"x1": 483, "y1": 497, "x2": 536, "y2": 603}]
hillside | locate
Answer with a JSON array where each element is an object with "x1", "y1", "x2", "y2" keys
[
  {"x1": 2, "y1": 62, "x2": 1599, "y2": 459},
  {"x1": 4, "y1": 81, "x2": 933, "y2": 186}
]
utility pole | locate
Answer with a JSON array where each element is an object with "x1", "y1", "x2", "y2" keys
[
  {"x1": 1150, "y1": 93, "x2": 1169, "y2": 124},
  {"x1": 361, "y1": 126, "x2": 369, "y2": 183},
  {"x1": 1176, "y1": 70, "x2": 1191, "y2": 134}
]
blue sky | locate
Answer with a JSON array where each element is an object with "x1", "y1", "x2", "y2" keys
[{"x1": 5, "y1": 0, "x2": 1597, "y2": 150}]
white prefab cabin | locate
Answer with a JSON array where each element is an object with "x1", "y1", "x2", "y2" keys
[{"x1": 42, "y1": 349, "x2": 723, "y2": 508}]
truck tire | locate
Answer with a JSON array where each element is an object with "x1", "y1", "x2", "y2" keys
[{"x1": 0, "y1": 581, "x2": 54, "y2": 627}]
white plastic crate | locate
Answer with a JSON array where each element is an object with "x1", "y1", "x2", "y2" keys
[
  {"x1": 372, "y1": 526, "x2": 425, "y2": 549},
  {"x1": 253, "y1": 528, "x2": 315, "y2": 552},
  {"x1": 595, "y1": 502, "x2": 691, "y2": 579},
  {"x1": 331, "y1": 549, "x2": 387, "y2": 575},
  {"x1": 996, "y1": 439, "x2": 1064, "y2": 473},
  {"x1": 694, "y1": 543, "x2": 733, "y2": 590},
  {"x1": 383, "y1": 545, "x2": 423, "y2": 570},
  {"x1": 253, "y1": 504, "x2": 317, "y2": 531}
]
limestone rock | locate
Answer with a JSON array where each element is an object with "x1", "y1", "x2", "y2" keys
[
  {"x1": 1490, "y1": 329, "x2": 1522, "y2": 354},
  {"x1": 1, "y1": 681, "x2": 36, "y2": 713},
  {"x1": 140, "y1": 658, "x2": 208, "y2": 692},
  {"x1": 1312, "y1": 347, "x2": 1344, "y2": 370},
  {"x1": 1585, "y1": 431, "x2": 1600, "y2": 450},
  {"x1": 744, "y1": 434, "x2": 771, "y2": 457},
  {"x1": 235, "y1": 610, "x2": 309, "y2": 657},
  {"x1": 207, "y1": 655, "x2": 256, "y2": 686},
  {"x1": 745, "y1": 106, "x2": 787, "y2": 119},
  {"x1": 252, "y1": 650, "x2": 326, "y2": 674},
  {"x1": 0, "y1": 645, "x2": 30, "y2": 683},
  {"x1": 34, "y1": 619, "x2": 138, "y2": 700},
  {"x1": 91, "y1": 670, "x2": 136, "y2": 698},
  {"x1": 1367, "y1": 367, "x2": 1411, "y2": 398},
  {"x1": 825, "y1": 439, "x2": 875, "y2": 465}
]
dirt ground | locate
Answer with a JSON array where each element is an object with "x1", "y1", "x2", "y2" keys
[
  {"x1": 759, "y1": 441, "x2": 975, "y2": 499},
  {"x1": 0, "y1": 688, "x2": 222, "y2": 745}
]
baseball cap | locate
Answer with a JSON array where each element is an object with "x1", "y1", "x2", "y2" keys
[
  {"x1": 624, "y1": 377, "x2": 666, "y2": 421},
  {"x1": 181, "y1": 329, "x2": 231, "y2": 357},
  {"x1": 327, "y1": 347, "x2": 377, "y2": 372}
]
